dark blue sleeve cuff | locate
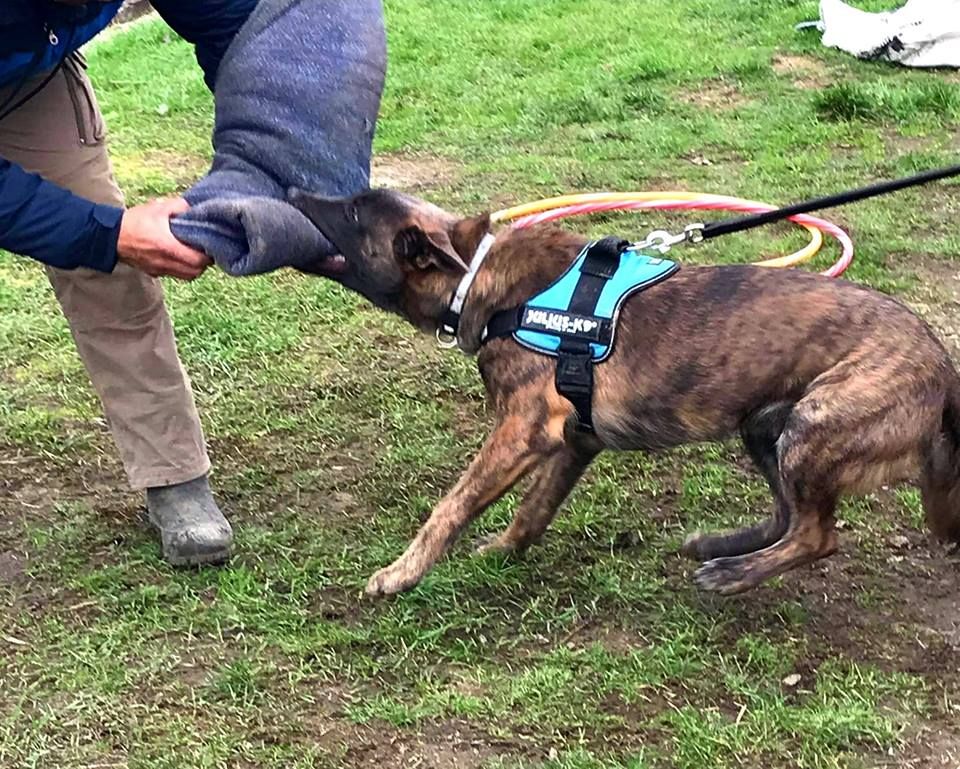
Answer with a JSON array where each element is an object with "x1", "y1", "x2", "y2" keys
[{"x1": 86, "y1": 204, "x2": 123, "y2": 273}]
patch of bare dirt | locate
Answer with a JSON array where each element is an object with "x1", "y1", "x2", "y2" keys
[
  {"x1": 392, "y1": 722, "x2": 513, "y2": 769},
  {"x1": 138, "y1": 149, "x2": 210, "y2": 188},
  {"x1": 304, "y1": 716, "x2": 520, "y2": 769},
  {"x1": 0, "y1": 449, "x2": 133, "y2": 511},
  {"x1": 716, "y1": 534, "x2": 960, "y2": 653},
  {"x1": 884, "y1": 128, "x2": 938, "y2": 156},
  {"x1": 559, "y1": 620, "x2": 647, "y2": 655},
  {"x1": 899, "y1": 253, "x2": 960, "y2": 359},
  {"x1": 771, "y1": 53, "x2": 832, "y2": 90},
  {"x1": 371, "y1": 153, "x2": 461, "y2": 192},
  {"x1": 678, "y1": 148, "x2": 748, "y2": 168},
  {"x1": 0, "y1": 551, "x2": 26, "y2": 586},
  {"x1": 678, "y1": 79, "x2": 749, "y2": 111},
  {"x1": 894, "y1": 726, "x2": 960, "y2": 768}
]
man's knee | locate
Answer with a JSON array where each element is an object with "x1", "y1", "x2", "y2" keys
[{"x1": 45, "y1": 262, "x2": 166, "y2": 333}]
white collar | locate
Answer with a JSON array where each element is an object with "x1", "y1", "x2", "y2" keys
[{"x1": 436, "y1": 231, "x2": 497, "y2": 349}]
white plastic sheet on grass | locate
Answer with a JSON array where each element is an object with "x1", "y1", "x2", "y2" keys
[{"x1": 814, "y1": 0, "x2": 960, "y2": 68}]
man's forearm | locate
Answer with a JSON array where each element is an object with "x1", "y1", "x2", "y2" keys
[{"x1": 0, "y1": 157, "x2": 123, "y2": 271}]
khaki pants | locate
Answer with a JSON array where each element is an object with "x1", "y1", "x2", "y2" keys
[{"x1": 0, "y1": 56, "x2": 209, "y2": 489}]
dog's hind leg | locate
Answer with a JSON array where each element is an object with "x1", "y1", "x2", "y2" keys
[
  {"x1": 475, "y1": 446, "x2": 597, "y2": 555},
  {"x1": 920, "y1": 382, "x2": 960, "y2": 547},
  {"x1": 691, "y1": 354, "x2": 931, "y2": 595},
  {"x1": 693, "y1": 470, "x2": 838, "y2": 595},
  {"x1": 682, "y1": 402, "x2": 793, "y2": 561},
  {"x1": 693, "y1": 392, "x2": 847, "y2": 595},
  {"x1": 365, "y1": 414, "x2": 564, "y2": 596}
]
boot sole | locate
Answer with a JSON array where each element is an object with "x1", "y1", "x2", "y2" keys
[{"x1": 164, "y1": 547, "x2": 232, "y2": 567}]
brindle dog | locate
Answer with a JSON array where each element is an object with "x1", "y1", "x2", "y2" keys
[{"x1": 289, "y1": 187, "x2": 960, "y2": 598}]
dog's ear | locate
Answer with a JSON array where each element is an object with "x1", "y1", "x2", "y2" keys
[
  {"x1": 287, "y1": 188, "x2": 359, "y2": 256},
  {"x1": 397, "y1": 227, "x2": 469, "y2": 273},
  {"x1": 402, "y1": 213, "x2": 491, "y2": 273},
  {"x1": 451, "y1": 213, "x2": 492, "y2": 261}
]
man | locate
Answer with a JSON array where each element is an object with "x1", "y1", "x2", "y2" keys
[{"x1": 0, "y1": 1, "x2": 257, "y2": 565}]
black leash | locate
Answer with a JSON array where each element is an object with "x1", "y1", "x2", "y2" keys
[{"x1": 699, "y1": 163, "x2": 960, "y2": 241}]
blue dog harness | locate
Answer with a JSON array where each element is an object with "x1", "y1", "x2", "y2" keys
[{"x1": 482, "y1": 237, "x2": 678, "y2": 432}]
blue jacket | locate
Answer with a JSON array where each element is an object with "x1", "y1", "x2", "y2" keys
[{"x1": 0, "y1": 0, "x2": 256, "y2": 272}]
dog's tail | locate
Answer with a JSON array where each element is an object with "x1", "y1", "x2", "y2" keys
[{"x1": 921, "y1": 374, "x2": 960, "y2": 544}]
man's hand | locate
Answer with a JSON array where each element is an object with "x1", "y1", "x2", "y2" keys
[{"x1": 117, "y1": 198, "x2": 212, "y2": 280}]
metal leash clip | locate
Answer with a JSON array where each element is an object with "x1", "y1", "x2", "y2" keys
[
  {"x1": 632, "y1": 223, "x2": 705, "y2": 254},
  {"x1": 436, "y1": 327, "x2": 459, "y2": 350}
]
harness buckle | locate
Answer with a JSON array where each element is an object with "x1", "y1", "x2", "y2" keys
[
  {"x1": 555, "y1": 351, "x2": 595, "y2": 431},
  {"x1": 556, "y1": 355, "x2": 593, "y2": 393}
]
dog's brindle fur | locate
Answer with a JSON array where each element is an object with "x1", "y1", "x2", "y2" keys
[{"x1": 290, "y1": 188, "x2": 960, "y2": 598}]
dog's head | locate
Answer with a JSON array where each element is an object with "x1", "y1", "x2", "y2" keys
[{"x1": 289, "y1": 188, "x2": 490, "y2": 327}]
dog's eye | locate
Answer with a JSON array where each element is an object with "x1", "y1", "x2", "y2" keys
[
  {"x1": 348, "y1": 204, "x2": 360, "y2": 224},
  {"x1": 394, "y1": 228, "x2": 419, "y2": 260}
]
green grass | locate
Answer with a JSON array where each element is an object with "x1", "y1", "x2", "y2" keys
[{"x1": 2, "y1": 1, "x2": 959, "y2": 767}]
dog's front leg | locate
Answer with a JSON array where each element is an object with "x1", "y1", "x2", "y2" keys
[
  {"x1": 475, "y1": 445, "x2": 596, "y2": 554},
  {"x1": 365, "y1": 415, "x2": 557, "y2": 596}
]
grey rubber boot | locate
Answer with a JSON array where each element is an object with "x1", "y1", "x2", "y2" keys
[{"x1": 146, "y1": 475, "x2": 233, "y2": 566}]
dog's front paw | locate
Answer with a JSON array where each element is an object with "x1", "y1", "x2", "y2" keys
[
  {"x1": 693, "y1": 557, "x2": 756, "y2": 596},
  {"x1": 364, "y1": 560, "x2": 422, "y2": 597},
  {"x1": 680, "y1": 531, "x2": 709, "y2": 561},
  {"x1": 473, "y1": 532, "x2": 517, "y2": 556}
]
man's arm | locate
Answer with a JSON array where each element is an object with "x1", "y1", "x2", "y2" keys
[
  {"x1": 0, "y1": 157, "x2": 211, "y2": 279},
  {"x1": 0, "y1": 156, "x2": 122, "y2": 271}
]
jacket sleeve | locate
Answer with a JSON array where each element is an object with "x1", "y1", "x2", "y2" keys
[
  {"x1": 149, "y1": 0, "x2": 258, "y2": 90},
  {"x1": 0, "y1": 157, "x2": 123, "y2": 272}
]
